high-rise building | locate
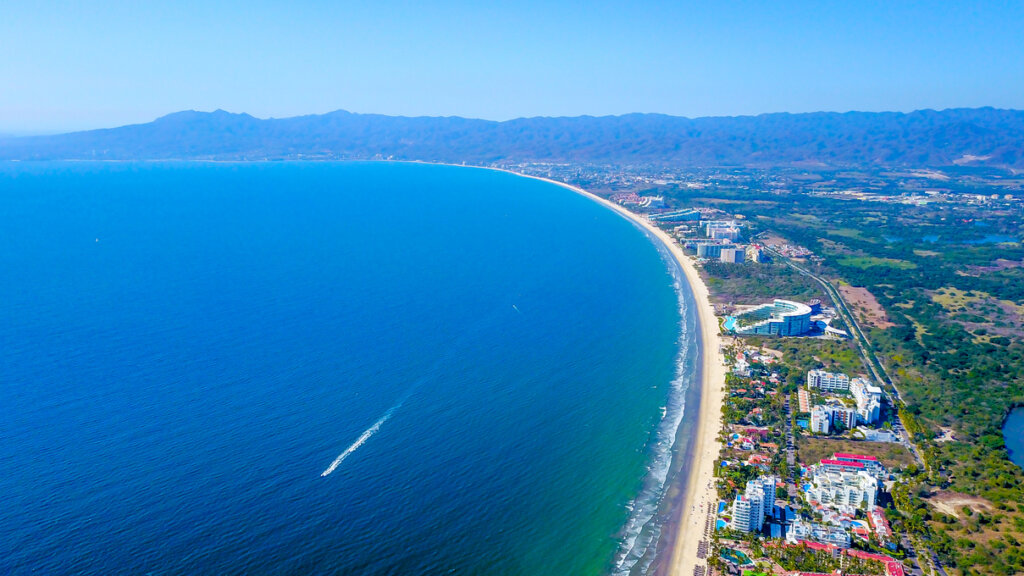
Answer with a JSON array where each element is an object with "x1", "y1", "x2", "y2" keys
[
  {"x1": 703, "y1": 220, "x2": 738, "y2": 236},
  {"x1": 730, "y1": 476, "x2": 777, "y2": 533},
  {"x1": 819, "y1": 458, "x2": 867, "y2": 476},
  {"x1": 696, "y1": 243, "x2": 728, "y2": 258},
  {"x1": 806, "y1": 369, "x2": 850, "y2": 392},
  {"x1": 650, "y1": 209, "x2": 701, "y2": 222},
  {"x1": 746, "y1": 245, "x2": 765, "y2": 263},
  {"x1": 810, "y1": 405, "x2": 832, "y2": 434},
  {"x1": 788, "y1": 516, "x2": 852, "y2": 548},
  {"x1": 805, "y1": 467, "x2": 879, "y2": 510},
  {"x1": 710, "y1": 226, "x2": 741, "y2": 241},
  {"x1": 720, "y1": 247, "x2": 745, "y2": 263},
  {"x1": 850, "y1": 378, "x2": 882, "y2": 424},
  {"x1": 749, "y1": 476, "x2": 777, "y2": 519},
  {"x1": 832, "y1": 453, "x2": 886, "y2": 479},
  {"x1": 730, "y1": 493, "x2": 763, "y2": 533},
  {"x1": 827, "y1": 405, "x2": 857, "y2": 429},
  {"x1": 810, "y1": 405, "x2": 857, "y2": 434},
  {"x1": 730, "y1": 300, "x2": 813, "y2": 336}
]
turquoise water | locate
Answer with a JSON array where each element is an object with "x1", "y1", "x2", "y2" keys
[{"x1": 0, "y1": 162, "x2": 700, "y2": 575}]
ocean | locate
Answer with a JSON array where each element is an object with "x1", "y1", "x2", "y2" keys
[{"x1": 0, "y1": 162, "x2": 701, "y2": 575}]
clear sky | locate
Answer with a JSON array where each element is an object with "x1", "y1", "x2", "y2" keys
[{"x1": 2, "y1": 1, "x2": 1023, "y2": 132}]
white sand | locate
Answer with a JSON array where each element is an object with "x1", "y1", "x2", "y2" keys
[{"x1": 495, "y1": 170, "x2": 727, "y2": 576}]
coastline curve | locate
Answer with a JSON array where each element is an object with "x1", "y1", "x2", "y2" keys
[{"x1": 489, "y1": 168, "x2": 727, "y2": 576}]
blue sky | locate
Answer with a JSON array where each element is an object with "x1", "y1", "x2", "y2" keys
[{"x1": 2, "y1": 1, "x2": 1022, "y2": 132}]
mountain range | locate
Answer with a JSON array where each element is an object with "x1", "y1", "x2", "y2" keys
[{"x1": 2, "y1": 107, "x2": 1022, "y2": 168}]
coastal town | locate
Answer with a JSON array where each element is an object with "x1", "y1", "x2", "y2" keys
[
  {"x1": 538, "y1": 158, "x2": 1024, "y2": 576},
  {"x1": 669, "y1": 208, "x2": 927, "y2": 576},
  {"x1": 563, "y1": 178, "x2": 979, "y2": 576},
  {"x1": 537, "y1": 176, "x2": 936, "y2": 576},
  {"x1": 8, "y1": 4, "x2": 1024, "y2": 576}
]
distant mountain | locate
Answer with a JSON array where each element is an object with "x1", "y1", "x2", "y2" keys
[{"x1": 2, "y1": 107, "x2": 1023, "y2": 168}]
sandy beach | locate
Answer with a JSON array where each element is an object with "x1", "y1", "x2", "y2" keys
[{"x1": 499, "y1": 170, "x2": 727, "y2": 576}]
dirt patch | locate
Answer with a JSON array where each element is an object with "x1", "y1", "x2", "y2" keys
[
  {"x1": 796, "y1": 437, "x2": 916, "y2": 469},
  {"x1": 838, "y1": 285, "x2": 896, "y2": 329},
  {"x1": 761, "y1": 233, "x2": 789, "y2": 245},
  {"x1": 927, "y1": 491, "x2": 994, "y2": 518},
  {"x1": 929, "y1": 286, "x2": 1024, "y2": 339},
  {"x1": 934, "y1": 428, "x2": 956, "y2": 443},
  {"x1": 965, "y1": 258, "x2": 1024, "y2": 276}
]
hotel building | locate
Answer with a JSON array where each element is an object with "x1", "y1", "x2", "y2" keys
[{"x1": 806, "y1": 369, "x2": 851, "y2": 392}]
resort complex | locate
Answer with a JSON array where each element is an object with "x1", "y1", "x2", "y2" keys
[
  {"x1": 602, "y1": 189, "x2": 960, "y2": 576},
  {"x1": 706, "y1": 334, "x2": 920, "y2": 575},
  {"x1": 725, "y1": 299, "x2": 813, "y2": 336},
  {"x1": 6, "y1": 3, "x2": 1024, "y2": 575},
  {"x1": 729, "y1": 475, "x2": 779, "y2": 533}
]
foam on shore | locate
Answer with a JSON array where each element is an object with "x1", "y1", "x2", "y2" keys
[{"x1": 494, "y1": 169, "x2": 726, "y2": 576}]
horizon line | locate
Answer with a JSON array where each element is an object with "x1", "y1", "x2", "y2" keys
[{"x1": 3, "y1": 104, "x2": 1019, "y2": 138}]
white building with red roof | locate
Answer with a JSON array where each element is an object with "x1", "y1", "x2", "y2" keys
[{"x1": 831, "y1": 453, "x2": 886, "y2": 479}]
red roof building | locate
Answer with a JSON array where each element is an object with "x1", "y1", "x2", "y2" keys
[
  {"x1": 820, "y1": 458, "x2": 865, "y2": 469},
  {"x1": 846, "y1": 549, "x2": 906, "y2": 576},
  {"x1": 785, "y1": 543, "x2": 906, "y2": 576},
  {"x1": 834, "y1": 453, "x2": 879, "y2": 462}
]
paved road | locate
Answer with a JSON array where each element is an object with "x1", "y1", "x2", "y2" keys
[
  {"x1": 902, "y1": 533, "x2": 950, "y2": 576},
  {"x1": 782, "y1": 394, "x2": 798, "y2": 500},
  {"x1": 900, "y1": 535, "x2": 924, "y2": 576},
  {"x1": 767, "y1": 249, "x2": 928, "y2": 470},
  {"x1": 928, "y1": 546, "x2": 949, "y2": 576},
  {"x1": 766, "y1": 248, "x2": 948, "y2": 573}
]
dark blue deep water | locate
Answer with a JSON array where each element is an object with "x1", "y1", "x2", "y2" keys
[{"x1": 0, "y1": 162, "x2": 699, "y2": 575}]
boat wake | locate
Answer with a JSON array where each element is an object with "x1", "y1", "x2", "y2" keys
[
  {"x1": 319, "y1": 309, "x2": 507, "y2": 478},
  {"x1": 321, "y1": 398, "x2": 406, "y2": 477}
]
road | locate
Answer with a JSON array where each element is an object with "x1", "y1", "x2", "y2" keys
[
  {"x1": 766, "y1": 248, "x2": 946, "y2": 575},
  {"x1": 766, "y1": 248, "x2": 928, "y2": 470},
  {"x1": 903, "y1": 533, "x2": 949, "y2": 576},
  {"x1": 783, "y1": 393, "x2": 798, "y2": 500}
]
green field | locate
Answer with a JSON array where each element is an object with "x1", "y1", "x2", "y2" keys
[{"x1": 836, "y1": 256, "x2": 917, "y2": 270}]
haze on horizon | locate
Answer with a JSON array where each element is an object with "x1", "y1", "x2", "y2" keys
[{"x1": 2, "y1": 1, "x2": 1023, "y2": 133}]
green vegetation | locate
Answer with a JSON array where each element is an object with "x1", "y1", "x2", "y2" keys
[
  {"x1": 796, "y1": 437, "x2": 917, "y2": 470},
  {"x1": 720, "y1": 373, "x2": 788, "y2": 429},
  {"x1": 835, "y1": 256, "x2": 917, "y2": 270},
  {"x1": 771, "y1": 338, "x2": 864, "y2": 388},
  {"x1": 701, "y1": 259, "x2": 824, "y2": 305},
  {"x1": 657, "y1": 172, "x2": 1024, "y2": 576},
  {"x1": 827, "y1": 227, "x2": 878, "y2": 243},
  {"x1": 758, "y1": 543, "x2": 885, "y2": 574}
]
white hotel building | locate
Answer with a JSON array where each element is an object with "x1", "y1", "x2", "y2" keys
[
  {"x1": 730, "y1": 476, "x2": 777, "y2": 533},
  {"x1": 850, "y1": 377, "x2": 882, "y2": 424},
  {"x1": 806, "y1": 369, "x2": 850, "y2": 392},
  {"x1": 805, "y1": 467, "x2": 879, "y2": 510}
]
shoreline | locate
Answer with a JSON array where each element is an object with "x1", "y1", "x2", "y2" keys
[
  {"x1": 20, "y1": 158, "x2": 725, "y2": 573},
  {"x1": 492, "y1": 168, "x2": 726, "y2": 576}
]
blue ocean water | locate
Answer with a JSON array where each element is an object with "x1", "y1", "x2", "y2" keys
[
  {"x1": 0, "y1": 162, "x2": 699, "y2": 575},
  {"x1": 1006, "y1": 407, "x2": 1024, "y2": 470}
]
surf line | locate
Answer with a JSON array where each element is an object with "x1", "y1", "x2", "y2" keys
[{"x1": 320, "y1": 396, "x2": 407, "y2": 477}]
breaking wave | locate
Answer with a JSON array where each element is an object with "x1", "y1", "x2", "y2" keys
[{"x1": 611, "y1": 232, "x2": 699, "y2": 576}]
